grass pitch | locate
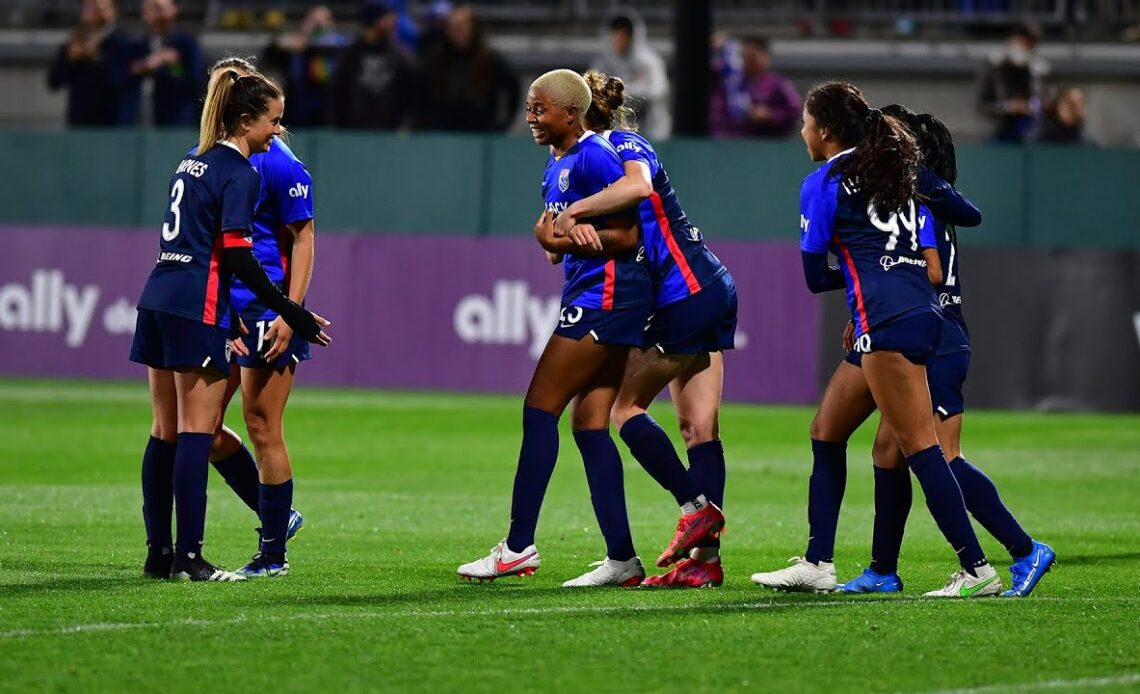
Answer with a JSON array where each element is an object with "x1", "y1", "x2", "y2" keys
[{"x1": 1, "y1": 378, "x2": 1138, "y2": 693}]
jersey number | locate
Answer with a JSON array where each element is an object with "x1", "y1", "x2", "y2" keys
[
  {"x1": 868, "y1": 199, "x2": 918, "y2": 252},
  {"x1": 161, "y1": 178, "x2": 185, "y2": 241},
  {"x1": 945, "y1": 228, "x2": 958, "y2": 287}
]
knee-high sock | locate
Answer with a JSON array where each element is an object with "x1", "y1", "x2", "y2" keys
[
  {"x1": 211, "y1": 444, "x2": 260, "y2": 514},
  {"x1": 949, "y1": 457, "x2": 1033, "y2": 559},
  {"x1": 141, "y1": 436, "x2": 176, "y2": 549},
  {"x1": 576, "y1": 429, "x2": 636, "y2": 562},
  {"x1": 620, "y1": 413, "x2": 701, "y2": 506},
  {"x1": 805, "y1": 439, "x2": 847, "y2": 565},
  {"x1": 869, "y1": 466, "x2": 912, "y2": 575},
  {"x1": 173, "y1": 432, "x2": 213, "y2": 556},
  {"x1": 506, "y1": 407, "x2": 560, "y2": 553},
  {"x1": 259, "y1": 479, "x2": 293, "y2": 555},
  {"x1": 687, "y1": 440, "x2": 726, "y2": 551},
  {"x1": 907, "y1": 445, "x2": 987, "y2": 573}
]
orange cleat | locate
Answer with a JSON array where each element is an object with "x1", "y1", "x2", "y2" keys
[
  {"x1": 642, "y1": 558, "x2": 724, "y2": 588},
  {"x1": 656, "y1": 504, "x2": 725, "y2": 567}
]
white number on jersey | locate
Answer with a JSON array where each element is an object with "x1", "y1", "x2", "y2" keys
[
  {"x1": 161, "y1": 178, "x2": 185, "y2": 241},
  {"x1": 867, "y1": 199, "x2": 918, "y2": 252}
]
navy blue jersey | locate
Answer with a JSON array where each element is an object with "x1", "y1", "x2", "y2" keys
[
  {"x1": 604, "y1": 130, "x2": 727, "y2": 308},
  {"x1": 934, "y1": 220, "x2": 970, "y2": 354},
  {"x1": 544, "y1": 131, "x2": 652, "y2": 310},
  {"x1": 137, "y1": 142, "x2": 257, "y2": 328},
  {"x1": 230, "y1": 138, "x2": 315, "y2": 322},
  {"x1": 799, "y1": 149, "x2": 939, "y2": 337}
]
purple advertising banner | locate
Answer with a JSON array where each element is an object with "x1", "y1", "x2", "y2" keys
[{"x1": 0, "y1": 225, "x2": 820, "y2": 404}]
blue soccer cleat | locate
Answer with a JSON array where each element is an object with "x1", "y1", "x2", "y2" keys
[
  {"x1": 236, "y1": 552, "x2": 290, "y2": 578},
  {"x1": 838, "y1": 567, "x2": 904, "y2": 593},
  {"x1": 1001, "y1": 540, "x2": 1055, "y2": 597},
  {"x1": 286, "y1": 509, "x2": 304, "y2": 542}
]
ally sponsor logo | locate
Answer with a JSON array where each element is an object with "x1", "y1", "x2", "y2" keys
[
  {"x1": 0, "y1": 269, "x2": 136, "y2": 347},
  {"x1": 453, "y1": 280, "x2": 560, "y2": 359}
]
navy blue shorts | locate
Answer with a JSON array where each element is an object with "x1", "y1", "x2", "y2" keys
[
  {"x1": 645, "y1": 272, "x2": 737, "y2": 354},
  {"x1": 129, "y1": 308, "x2": 232, "y2": 376},
  {"x1": 851, "y1": 310, "x2": 941, "y2": 365},
  {"x1": 928, "y1": 350, "x2": 969, "y2": 418},
  {"x1": 553, "y1": 304, "x2": 650, "y2": 347},
  {"x1": 234, "y1": 317, "x2": 312, "y2": 370}
]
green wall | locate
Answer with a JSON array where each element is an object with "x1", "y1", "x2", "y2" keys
[{"x1": 3, "y1": 129, "x2": 1134, "y2": 248}]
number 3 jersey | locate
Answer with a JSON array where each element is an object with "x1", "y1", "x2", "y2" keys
[
  {"x1": 137, "y1": 142, "x2": 258, "y2": 329},
  {"x1": 799, "y1": 148, "x2": 938, "y2": 337},
  {"x1": 229, "y1": 138, "x2": 314, "y2": 323}
]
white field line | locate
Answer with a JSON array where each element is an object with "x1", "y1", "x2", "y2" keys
[
  {"x1": 909, "y1": 672, "x2": 1140, "y2": 694},
  {"x1": 0, "y1": 595, "x2": 1135, "y2": 641}
]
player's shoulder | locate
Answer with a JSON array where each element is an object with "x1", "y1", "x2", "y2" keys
[{"x1": 801, "y1": 160, "x2": 838, "y2": 198}]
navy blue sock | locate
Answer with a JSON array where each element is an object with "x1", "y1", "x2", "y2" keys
[
  {"x1": 211, "y1": 445, "x2": 260, "y2": 514},
  {"x1": 576, "y1": 429, "x2": 636, "y2": 562},
  {"x1": 173, "y1": 432, "x2": 213, "y2": 556},
  {"x1": 619, "y1": 413, "x2": 701, "y2": 506},
  {"x1": 949, "y1": 457, "x2": 1033, "y2": 559},
  {"x1": 805, "y1": 439, "x2": 847, "y2": 565},
  {"x1": 259, "y1": 479, "x2": 293, "y2": 555},
  {"x1": 687, "y1": 440, "x2": 726, "y2": 508},
  {"x1": 869, "y1": 466, "x2": 912, "y2": 576},
  {"x1": 907, "y1": 445, "x2": 987, "y2": 573},
  {"x1": 506, "y1": 407, "x2": 560, "y2": 553},
  {"x1": 141, "y1": 436, "x2": 176, "y2": 550}
]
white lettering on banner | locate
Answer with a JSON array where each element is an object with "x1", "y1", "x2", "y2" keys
[
  {"x1": 0, "y1": 269, "x2": 134, "y2": 348},
  {"x1": 453, "y1": 280, "x2": 561, "y2": 359}
]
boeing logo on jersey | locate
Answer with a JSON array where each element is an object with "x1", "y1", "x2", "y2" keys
[
  {"x1": 940, "y1": 292, "x2": 963, "y2": 308},
  {"x1": 636, "y1": 246, "x2": 646, "y2": 263},
  {"x1": 453, "y1": 280, "x2": 561, "y2": 359},
  {"x1": 174, "y1": 158, "x2": 209, "y2": 178},
  {"x1": 557, "y1": 168, "x2": 570, "y2": 193},
  {"x1": 879, "y1": 255, "x2": 927, "y2": 272},
  {"x1": 288, "y1": 183, "x2": 310, "y2": 199},
  {"x1": 158, "y1": 252, "x2": 193, "y2": 264}
]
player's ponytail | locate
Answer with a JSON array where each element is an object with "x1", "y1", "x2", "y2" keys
[
  {"x1": 583, "y1": 69, "x2": 636, "y2": 132},
  {"x1": 808, "y1": 81, "x2": 919, "y2": 218},
  {"x1": 882, "y1": 104, "x2": 958, "y2": 186},
  {"x1": 197, "y1": 71, "x2": 282, "y2": 156}
]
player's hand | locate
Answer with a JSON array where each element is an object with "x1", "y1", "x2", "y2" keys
[
  {"x1": 236, "y1": 317, "x2": 249, "y2": 335},
  {"x1": 842, "y1": 320, "x2": 855, "y2": 352},
  {"x1": 568, "y1": 223, "x2": 603, "y2": 252},
  {"x1": 552, "y1": 209, "x2": 577, "y2": 238},
  {"x1": 306, "y1": 311, "x2": 332, "y2": 347},
  {"x1": 262, "y1": 315, "x2": 294, "y2": 361},
  {"x1": 230, "y1": 337, "x2": 251, "y2": 358},
  {"x1": 546, "y1": 251, "x2": 564, "y2": 265},
  {"x1": 533, "y1": 210, "x2": 554, "y2": 241}
]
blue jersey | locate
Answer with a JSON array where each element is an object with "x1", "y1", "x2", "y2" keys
[
  {"x1": 544, "y1": 132, "x2": 652, "y2": 310},
  {"x1": 229, "y1": 138, "x2": 315, "y2": 322},
  {"x1": 799, "y1": 149, "x2": 939, "y2": 337},
  {"x1": 934, "y1": 221, "x2": 970, "y2": 354},
  {"x1": 605, "y1": 130, "x2": 727, "y2": 308},
  {"x1": 137, "y1": 142, "x2": 257, "y2": 328}
]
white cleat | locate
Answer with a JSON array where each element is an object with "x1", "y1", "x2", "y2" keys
[
  {"x1": 457, "y1": 539, "x2": 541, "y2": 582},
  {"x1": 562, "y1": 556, "x2": 646, "y2": 588},
  {"x1": 751, "y1": 556, "x2": 837, "y2": 593},
  {"x1": 923, "y1": 563, "x2": 1002, "y2": 598}
]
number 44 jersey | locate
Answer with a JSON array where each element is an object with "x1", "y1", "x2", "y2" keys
[
  {"x1": 137, "y1": 142, "x2": 259, "y2": 329},
  {"x1": 799, "y1": 148, "x2": 940, "y2": 338}
]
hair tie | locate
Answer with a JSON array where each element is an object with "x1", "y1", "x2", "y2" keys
[
  {"x1": 865, "y1": 107, "x2": 882, "y2": 125},
  {"x1": 229, "y1": 71, "x2": 241, "y2": 83}
]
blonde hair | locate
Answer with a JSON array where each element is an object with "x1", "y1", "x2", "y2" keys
[
  {"x1": 530, "y1": 69, "x2": 592, "y2": 114},
  {"x1": 197, "y1": 70, "x2": 281, "y2": 156}
]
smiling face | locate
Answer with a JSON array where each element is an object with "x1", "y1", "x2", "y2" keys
[
  {"x1": 241, "y1": 96, "x2": 284, "y2": 153},
  {"x1": 525, "y1": 87, "x2": 572, "y2": 148},
  {"x1": 800, "y1": 104, "x2": 827, "y2": 161}
]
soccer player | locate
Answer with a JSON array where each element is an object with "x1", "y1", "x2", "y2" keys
[
  {"x1": 838, "y1": 106, "x2": 1055, "y2": 597},
  {"x1": 199, "y1": 57, "x2": 315, "y2": 579},
  {"x1": 457, "y1": 69, "x2": 653, "y2": 587},
  {"x1": 753, "y1": 81, "x2": 1001, "y2": 597},
  {"x1": 130, "y1": 70, "x2": 330, "y2": 581},
  {"x1": 553, "y1": 70, "x2": 733, "y2": 588}
]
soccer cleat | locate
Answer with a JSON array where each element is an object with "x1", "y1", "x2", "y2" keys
[
  {"x1": 237, "y1": 552, "x2": 290, "y2": 578},
  {"x1": 656, "y1": 504, "x2": 726, "y2": 567},
  {"x1": 457, "y1": 539, "x2": 541, "y2": 582},
  {"x1": 170, "y1": 553, "x2": 246, "y2": 582},
  {"x1": 562, "y1": 557, "x2": 645, "y2": 588},
  {"x1": 1002, "y1": 540, "x2": 1056, "y2": 597},
  {"x1": 286, "y1": 509, "x2": 304, "y2": 542},
  {"x1": 923, "y1": 563, "x2": 1001, "y2": 598},
  {"x1": 838, "y1": 567, "x2": 904, "y2": 593},
  {"x1": 751, "y1": 557, "x2": 837, "y2": 593},
  {"x1": 143, "y1": 546, "x2": 173, "y2": 580},
  {"x1": 642, "y1": 558, "x2": 724, "y2": 588}
]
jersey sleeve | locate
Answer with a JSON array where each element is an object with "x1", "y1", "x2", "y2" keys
[
  {"x1": 612, "y1": 135, "x2": 655, "y2": 171},
  {"x1": 917, "y1": 167, "x2": 981, "y2": 228},
  {"x1": 264, "y1": 153, "x2": 315, "y2": 225},
  {"x1": 799, "y1": 173, "x2": 835, "y2": 254},
  {"x1": 917, "y1": 204, "x2": 937, "y2": 249},
  {"x1": 220, "y1": 166, "x2": 259, "y2": 248},
  {"x1": 578, "y1": 143, "x2": 626, "y2": 194}
]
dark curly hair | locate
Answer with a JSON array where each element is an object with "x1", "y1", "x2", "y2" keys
[
  {"x1": 582, "y1": 69, "x2": 637, "y2": 132},
  {"x1": 882, "y1": 104, "x2": 958, "y2": 185},
  {"x1": 806, "y1": 82, "x2": 920, "y2": 218}
]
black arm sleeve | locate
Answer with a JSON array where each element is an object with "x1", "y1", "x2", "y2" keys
[
  {"x1": 223, "y1": 246, "x2": 320, "y2": 340},
  {"x1": 802, "y1": 251, "x2": 846, "y2": 294}
]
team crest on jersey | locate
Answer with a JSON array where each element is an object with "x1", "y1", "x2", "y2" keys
[
  {"x1": 224, "y1": 339, "x2": 233, "y2": 361},
  {"x1": 558, "y1": 168, "x2": 570, "y2": 192},
  {"x1": 687, "y1": 226, "x2": 703, "y2": 242}
]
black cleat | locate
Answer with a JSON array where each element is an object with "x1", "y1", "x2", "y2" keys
[
  {"x1": 170, "y1": 553, "x2": 246, "y2": 582},
  {"x1": 143, "y1": 546, "x2": 173, "y2": 579}
]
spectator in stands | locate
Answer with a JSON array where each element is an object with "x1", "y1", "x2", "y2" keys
[
  {"x1": 1037, "y1": 86, "x2": 1090, "y2": 145},
  {"x1": 129, "y1": 0, "x2": 203, "y2": 127},
  {"x1": 709, "y1": 35, "x2": 801, "y2": 138},
  {"x1": 975, "y1": 22, "x2": 1049, "y2": 143},
  {"x1": 590, "y1": 10, "x2": 671, "y2": 139},
  {"x1": 261, "y1": 4, "x2": 349, "y2": 127},
  {"x1": 330, "y1": 0, "x2": 415, "y2": 130},
  {"x1": 415, "y1": 4, "x2": 519, "y2": 132},
  {"x1": 47, "y1": 0, "x2": 137, "y2": 126}
]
